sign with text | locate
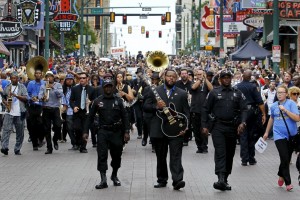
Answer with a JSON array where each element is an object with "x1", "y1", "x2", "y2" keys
[
  {"x1": 223, "y1": 22, "x2": 247, "y2": 34},
  {"x1": 241, "y1": 0, "x2": 267, "y2": 9},
  {"x1": 272, "y1": 45, "x2": 281, "y2": 58},
  {"x1": 243, "y1": 16, "x2": 264, "y2": 29},
  {"x1": 53, "y1": 0, "x2": 78, "y2": 32},
  {"x1": 267, "y1": 1, "x2": 300, "y2": 19}
]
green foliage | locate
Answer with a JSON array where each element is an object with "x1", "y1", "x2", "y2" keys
[{"x1": 51, "y1": 19, "x2": 97, "y2": 55}]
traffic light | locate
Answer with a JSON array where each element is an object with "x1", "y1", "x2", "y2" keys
[
  {"x1": 110, "y1": 12, "x2": 115, "y2": 22},
  {"x1": 122, "y1": 15, "x2": 127, "y2": 24},
  {"x1": 146, "y1": 31, "x2": 149, "y2": 38},
  {"x1": 128, "y1": 26, "x2": 132, "y2": 34},
  {"x1": 166, "y1": 12, "x2": 171, "y2": 22},
  {"x1": 161, "y1": 15, "x2": 166, "y2": 25},
  {"x1": 159, "y1": 31, "x2": 162, "y2": 38},
  {"x1": 141, "y1": 26, "x2": 145, "y2": 34}
]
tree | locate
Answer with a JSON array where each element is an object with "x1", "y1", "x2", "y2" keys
[{"x1": 51, "y1": 20, "x2": 97, "y2": 55}]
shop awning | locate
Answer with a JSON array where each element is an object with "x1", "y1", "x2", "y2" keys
[{"x1": 0, "y1": 40, "x2": 10, "y2": 56}]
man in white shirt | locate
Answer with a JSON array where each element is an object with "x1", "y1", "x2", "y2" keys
[
  {"x1": 262, "y1": 80, "x2": 276, "y2": 139},
  {"x1": 1, "y1": 72, "x2": 28, "y2": 155}
]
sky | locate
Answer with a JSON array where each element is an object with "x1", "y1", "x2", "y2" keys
[{"x1": 109, "y1": 0, "x2": 176, "y2": 56}]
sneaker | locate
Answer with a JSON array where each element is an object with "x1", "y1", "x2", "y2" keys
[
  {"x1": 298, "y1": 175, "x2": 300, "y2": 186},
  {"x1": 278, "y1": 177, "x2": 284, "y2": 187},
  {"x1": 286, "y1": 184, "x2": 293, "y2": 191}
]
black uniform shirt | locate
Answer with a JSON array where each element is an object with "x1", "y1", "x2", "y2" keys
[
  {"x1": 84, "y1": 94, "x2": 130, "y2": 133},
  {"x1": 190, "y1": 83, "x2": 209, "y2": 113},
  {"x1": 236, "y1": 81, "x2": 263, "y2": 105},
  {"x1": 202, "y1": 85, "x2": 248, "y2": 128},
  {"x1": 175, "y1": 80, "x2": 192, "y2": 93}
]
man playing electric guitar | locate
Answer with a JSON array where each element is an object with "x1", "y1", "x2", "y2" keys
[{"x1": 143, "y1": 69, "x2": 190, "y2": 190}]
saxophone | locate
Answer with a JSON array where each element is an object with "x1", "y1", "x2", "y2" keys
[
  {"x1": 43, "y1": 78, "x2": 51, "y2": 102},
  {"x1": 6, "y1": 85, "x2": 12, "y2": 112}
]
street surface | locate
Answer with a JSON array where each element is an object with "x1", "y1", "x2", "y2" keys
[{"x1": 0, "y1": 130, "x2": 299, "y2": 200}]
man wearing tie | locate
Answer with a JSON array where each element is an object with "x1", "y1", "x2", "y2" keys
[{"x1": 70, "y1": 72, "x2": 96, "y2": 153}]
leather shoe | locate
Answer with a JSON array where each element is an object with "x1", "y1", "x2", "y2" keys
[
  {"x1": 173, "y1": 181, "x2": 185, "y2": 190},
  {"x1": 80, "y1": 149, "x2": 88, "y2": 153},
  {"x1": 241, "y1": 162, "x2": 247, "y2": 166},
  {"x1": 33, "y1": 147, "x2": 38, "y2": 151},
  {"x1": 15, "y1": 151, "x2": 21, "y2": 155},
  {"x1": 142, "y1": 139, "x2": 147, "y2": 146},
  {"x1": 45, "y1": 149, "x2": 52, "y2": 154},
  {"x1": 1, "y1": 148, "x2": 8, "y2": 155},
  {"x1": 154, "y1": 183, "x2": 167, "y2": 188},
  {"x1": 53, "y1": 141, "x2": 59, "y2": 150},
  {"x1": 95, "y1": 173, "x2": 108, "y2": 189},
  {"x1": 249, "y1": 159, "x2": 257, "y2": 165},
  {"x1": 224, "y1": 182, "x2": 232, "y2": 191},
  {"x1": 111, "y1": 176, "x2": 121, "y2": 186}
]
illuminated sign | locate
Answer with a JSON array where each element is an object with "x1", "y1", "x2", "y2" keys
[
  {"x1": 17, "y1": 0, "x2": 43, "y2": 29},
  {"x1": 243, "y1": 16, "x2": 264, "y2": 29},
  {"x1": 54, "y1": 0, "x2": 78, "y2": 32}
]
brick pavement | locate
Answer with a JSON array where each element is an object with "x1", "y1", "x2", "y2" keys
[{"x1": 0, "y1": 130, "x2": 299, "y2": 200}]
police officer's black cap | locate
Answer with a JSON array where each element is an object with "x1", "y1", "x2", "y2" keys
[{"x1": 219, "y1": 70, "x2": 233, "y2": 78}]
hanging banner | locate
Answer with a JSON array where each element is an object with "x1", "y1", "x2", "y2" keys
[
  {"x1": 16, "y1": 0, "x2": 44, "y2": 29},
  {"x1": 53, "y1": 0, "x2": 79, "y2": 32}
]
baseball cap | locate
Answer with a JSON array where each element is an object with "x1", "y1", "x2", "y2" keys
[
  {"x1": 103, "y1": 79, "x2": 113, "y2": 87},
  {"x1": 65, "y1": 74, "x2": 74, "y2": 80},
  {"x1": 45, "y1": 71, "x2": 54, "y2": 77}
]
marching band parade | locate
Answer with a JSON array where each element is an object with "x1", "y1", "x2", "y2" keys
[
  {"x1": 0, "y1": 0, "x2": 300, "y2": 199},
  {"x1": 0, "y1": 52, "x2": 300, "y2": 195}
]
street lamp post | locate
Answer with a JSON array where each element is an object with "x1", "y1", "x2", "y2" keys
[
  {"x1": 45, "y1": 0, "x2": 50, "y2": 63},
  {"x1": 273, "y1": 0, "x2": 279, "y2": 74},
  {"x1": 196, "y1": 0, "x2": 201, "y2": 52},
  {"x1": 219, "y1": 0, "x2": 224, "y2": 65},
  {"x1": 80, "y1": 0, "x2": 84, "y2": 57}
]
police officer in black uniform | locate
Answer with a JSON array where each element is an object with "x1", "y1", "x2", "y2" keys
[
  {"x1": 202, "y1": 70, "x2": 248, "y2": 191},
  {"x1": 236, "y1": 70, "x2": 266, "y2": 166},
  {"x1": 84, "y1": 78, "x2": 130, "y2": 189}
]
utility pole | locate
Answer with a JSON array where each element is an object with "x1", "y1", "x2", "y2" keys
[
  {"x1": 273, "y1": 0, "x2": 279, "y2": 74},
  {"x1": 44, "y1": 0, "x2": 50, "y2": 63},
  {"x1": 80, "y1": 0, "x2": 84, "y2": 57},
  {"x1": 219, "y1": 0, "x2": 224, "y2": 65},
  {"x1": 196, "y1": 0, "x2": 201, "y2": 52}
]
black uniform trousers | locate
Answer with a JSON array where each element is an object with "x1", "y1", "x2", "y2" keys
[
  {"x1": 42, "y1": 107, "x2": 61, "y2": 151},
  {"x1": 27, "y1": 104, "x2": 43, "y2": 148},
  {"x1": 143, "y1": 115, "x2": 151, "y2": 141},
  {"x1": 152, "y1": 136, "x2": 184, "y2": 186},
  {"x1": 97, "y1": 129, "x2": 123, "y2": 172},
  {"x1": 211, "y1": 122, "x2": 237, "y2": 175},
  {"x1": 133, "y1": 103, "x2": 143, "y2": 136},
  {"x1": 73, "y1": 109, "x2": 88, "y2": 150},
  {"x1": 240, "y1": 108, "x2": 257, "y2": 163},
  {"x1": 191, "y1": 112, "x2": 208, "y2": 151}
]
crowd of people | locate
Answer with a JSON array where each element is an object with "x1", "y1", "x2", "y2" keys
[{"x1": 0, "y1": 52, "x2": 300, "y2": 192}]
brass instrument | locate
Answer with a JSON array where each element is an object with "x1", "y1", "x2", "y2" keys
[
  {"x1": 6, "y1": 85, "x2": 12, "y2": 112},
  {"x1": 43, "y1": 78, "x2": 51, "y2": 102},
  {"x1": 146, "y1": 51, "x2": 169, "y2": 72},
  {"x1": 26, "y1": 56, "x2": 48, "y2": 80}
]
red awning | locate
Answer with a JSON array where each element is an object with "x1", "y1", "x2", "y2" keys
[{"x1": 0, "y1": 40, "x2": 10, "y2": 56}]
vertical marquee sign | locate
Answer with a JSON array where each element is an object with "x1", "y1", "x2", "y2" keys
[{"x1": 53, "y1": 0, "x2": 78, "y2": 32}]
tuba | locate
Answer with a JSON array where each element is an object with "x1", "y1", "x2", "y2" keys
[
  {"x1": 26, "y1": 56, "x2": 48, "y2": 80},
  {"x1": 146, "y1": 51, "x2": 169, "y2": 72}
]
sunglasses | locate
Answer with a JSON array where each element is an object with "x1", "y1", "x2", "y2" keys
[
  {"x1": 292, "y1": 93, "x2": 300, "y2": 96},
  {"x1": 79, "y1": 77, "x2": 87, "y2": 79}
]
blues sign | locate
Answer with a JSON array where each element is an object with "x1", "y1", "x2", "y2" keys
[{"x1": 53, "y1": 0, "x2": 78, "y2": 32}]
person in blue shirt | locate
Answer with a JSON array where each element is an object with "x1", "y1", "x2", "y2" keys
[
  {"x1": 26, "y1": 69, "x2": 45, "y2": 150},
  {"x1": 263, "y1": 85, "x2": 300, "y2": 191}
]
